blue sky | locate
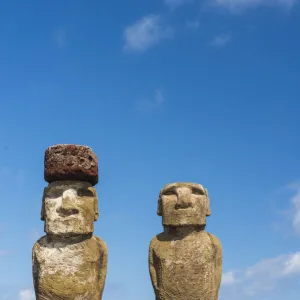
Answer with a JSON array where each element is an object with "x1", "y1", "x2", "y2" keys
[{"x1": 0, "y1": 0, "x2": 300, "y2": 299}]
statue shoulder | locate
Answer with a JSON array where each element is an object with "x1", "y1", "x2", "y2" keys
[
  {"x1": 92, "y1": 235, "x2": 108, "y2": 253},
  {"x1": 32, "y1": 235, "x2": 47, "y2": 253},
  {"x1": 149, "y1": 233, "x2": 164, "y2": 249},
  {"x1": 206, "y1": 232, "x2": 222, "y2": 250},
  {"x1": 149, "y1": 236, "x2": 157, "y2": 248}
]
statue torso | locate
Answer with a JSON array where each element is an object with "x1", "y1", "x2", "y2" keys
[
  {"x1": 33, "y1": 235, "x2": 106, "y2": 300},
  {"x1": 150, "y1": 231, "x2": 221, "y2": 300}
]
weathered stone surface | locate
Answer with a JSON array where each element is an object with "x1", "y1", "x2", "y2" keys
[
  {"x1": 41, "y1": 181, "x2": 99, "y2": 235},
  {"x1": 33, "y1": 235, "x2": 107, "y2": 300},
  {"x1": 149, "y1": 182, "x2": 222, "y2": 300},
  {"x1": 44, "y1": 144, "x2": 98, "y2": 185},
  {"x1": 33, "y1": 145, "x2": 107, "y2": 300}
]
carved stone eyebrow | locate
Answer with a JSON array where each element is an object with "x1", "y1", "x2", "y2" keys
[
  {"x1": 160, "y1": 183, "x2": 207, "y2": 196},
  {"x1": 191, "y1": 186, "x2": 205, "y2": 195},
  {"x1": 161, "y1": 186, "x2": 177, "y2": 195}
]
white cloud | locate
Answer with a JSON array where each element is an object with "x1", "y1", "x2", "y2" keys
[
  {"x1": 209, "y1": 33, "x2": 232, "y2": 47},
  {"x1": 271, "y1": 180, "x2": 300, "y2": 236},
  {"x1": 222, "y1": 252, "x2": 300, "y2": 297},
  {"x1": 54, "y1": 29, "x2": 68, "y2": 48},
  {"x1": 215, "y1": 0, "x2": 297, "y2": 12},
  {"x1": 19, "y1": 289, "x2": 35, "y2": 300},
  {"x1": 289, "y1": 186, "x2": 300, "y2": 233},
  {"x1": 166, "y1": 0, "x2": 298, "y2": 11},
  {"x1": 135, "y1": 89, "x2": 165, "y2": 113},
  {"x1": 222, "y1": 271, "x2": 236, "y2": 286},
  {"x1": 282, "y1": 252, "x2": 300, "y2": 276},
  {"x1": 123, "y1": 15, "x2": 173, "y2": 53}
]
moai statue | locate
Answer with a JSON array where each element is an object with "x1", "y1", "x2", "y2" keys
[
  {"x1": 32, "y1": 144, "x2": 108, "y2": 300},
  {"x1": 149, "y1": 183, "x2": 222, "y2": 300}
]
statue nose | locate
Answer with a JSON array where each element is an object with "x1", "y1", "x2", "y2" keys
[
  {"x1": 175, "y1": 190, "x2": 192, "y2": 209},
  {"x1": 57, "y1": 190, "x2": 79, "y2": 216}
]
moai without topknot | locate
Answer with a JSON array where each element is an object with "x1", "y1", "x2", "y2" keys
[
  {"x1": 32, "y1": 144, "x2": 108, "y2": 300},
  {"x1": 149, "y1": 183, "x2": 222, "y2": 300}
]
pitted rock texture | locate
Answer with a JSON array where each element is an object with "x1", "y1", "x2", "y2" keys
[
  {"x1": 44, "y1": 144, "x2": 98, "y2": 185},
  {"x1": 42, "y1": 181, "x2": 99, "y2": 235},
  {"x1": 149, "y1": 182, "x2": 222, "y2": 300},
  {"x1": 34, "y1": 145, "x2": 107, "y2": 300},
  {"x1": 149, "y1": 228, "x2": 222, "y2": 300},
  {"x1": 33, "y1": 235, "x2": 107, "y2": 300}
]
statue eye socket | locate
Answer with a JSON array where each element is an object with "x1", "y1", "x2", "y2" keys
[
  {"x1": 192, "y1": 188, "x2": 205, "y2": 195},
  {"x1": 163, "y1": 190, "x2": 175, "y2": 196},
  {"x1": 77, "y1": 189, "x2": 94, "y2": 197},
  {"x1": 45, "y1": 190, "x2": 62, "y2": 198}
]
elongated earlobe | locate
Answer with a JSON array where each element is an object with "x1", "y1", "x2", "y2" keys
[
  {"x1": 92, "y1": 188, "x2": 99, "y2": 221},
  {"x1": 41, "y1": 188, "x2": 46, "y2": 221},
  {"x1": 157, "y1": 196, "x2": 162, "y2": 216},
  {"x1": 206, "y1": 196, "x2": 211, "y2": 216}
]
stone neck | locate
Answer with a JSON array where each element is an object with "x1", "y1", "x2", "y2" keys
[
  {"x1": 46, "y1": 232, "x2": 93, "y2": 244},
  {"x1": 163, "y1": 225, "x2": 205, "y2": 237}
]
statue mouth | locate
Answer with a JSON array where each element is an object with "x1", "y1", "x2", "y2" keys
[
  {"x1": 175, "y1": 204, "x2": 193, "y2": 210},
  {"x1": 56, "y1": 208, "x2": 80, "y2": 217}
]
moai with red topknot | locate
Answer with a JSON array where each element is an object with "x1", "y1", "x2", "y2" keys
[
  {"x1": 32, "y1": 144, "x2": 108, "y2": 300},
  {"x1": 149, "y1": 183, "x2": 222, "y2": 300}
]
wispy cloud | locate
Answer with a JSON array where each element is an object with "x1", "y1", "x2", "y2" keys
[
  {"x1": 244, "y1": 252, "x2": 300, "y2": 295},
  {"x1": 19, "y1": 289, "x2": 35, "y2": 300},
  {"x1": 53, "y1": 29, "x2": 68, "y2": 48},
  {"x1": 214, "y1": 0, "x2": 298, "y2": 12},
  {"x1": 222, "y1": 271, "x2": 237, "y2": 286},
  {"x1": 166, "y1": 0, "x2": 298, "y2": 12},
  {"x1": 135, "y1": 89, "x2": 165, "y2": 113},
  {"x1": 222, "y1": 182, "x2": 300, "y2": 298},
  {"x1": 209, "y1": 33, "x2": 232, "y2": 47},
  {"x1": 123, "y1": 15, "x2": 173, "y2": 53},
  {"x1": 286, "y1": 181, "x2": 300, "y2": 234},
  {"x1": 222, "y1": 251, "x2": 300, "y2": 297}
]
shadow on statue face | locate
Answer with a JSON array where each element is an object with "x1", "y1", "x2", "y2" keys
[
  {"x1": 41, "y1": 181, "x2": 99, "y2": 236},
  {"x1": 157, "y1": 183, "x2": 211, "y2": 227}
]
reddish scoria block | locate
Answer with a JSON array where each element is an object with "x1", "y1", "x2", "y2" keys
[{"x1": 44, "y1": 144, "x2": 98, "y2": 185}]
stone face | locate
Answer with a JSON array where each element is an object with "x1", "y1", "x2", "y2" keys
[
  {"x1": 157, "y1": 182, "x2": 211, "y2": 227},
  {"x1": 33, "y1": 145, "x2": 107, "y2": 300},
  {"x1": 41, "y1": 181, "x2": 99, "y2": 235},
  {"x1": 149, "y1": 182, "x2": 222, "y2": 300},
  {"x1": 44, "y1": 144, "x2": 98, "y2": 185}
]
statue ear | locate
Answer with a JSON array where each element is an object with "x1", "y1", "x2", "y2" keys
[
  {"x1": 91, "y1": 188, "x2": 99, "y2": 221},
  {"x1": 206, "y1": 196, "x2": 211, "y2": 217},
  {"x1": 41, "y1": 188, "x2": 47, "y2": 221},
  {"x1": 157, "y1": 195, "x2": 162, "y2": 216}
]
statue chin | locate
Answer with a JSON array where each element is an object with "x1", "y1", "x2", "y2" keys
[{"x1": 45, "y1": 222, "x2": 94, "y2": 236}]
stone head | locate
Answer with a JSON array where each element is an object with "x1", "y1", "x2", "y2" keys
[
  {"x1": 41, "y1": 180, "x2": 99, "y2": 235},
  {"x1": 41, "y1": 144, "x2": 99, "y2": 236},
  {"x1": 157, "y1": 182, "x2": 211, "y2": 227}
]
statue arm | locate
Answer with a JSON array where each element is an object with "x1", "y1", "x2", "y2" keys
[
  {"x1": 32, "y1": 244, "x2": 39, "y2": 299},
  {"x1": 149, "y1": 240, "x2": 159, "y2": 298},
  {"x1": 98, "y1": 241, "x2": 108, "y2": 299},
  {"x1": 211, "y1": 235, "x2": 222, "y2": 297}
]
